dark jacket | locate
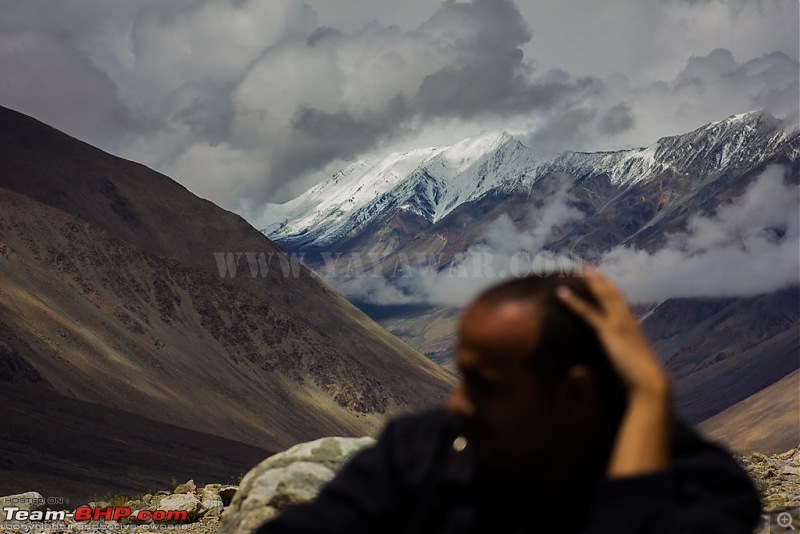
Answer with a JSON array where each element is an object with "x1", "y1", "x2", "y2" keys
[{"x1": 257, "y1": 411, "x2": 761, "y2": 533}]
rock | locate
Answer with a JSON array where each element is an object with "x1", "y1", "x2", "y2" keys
[
  {"x1": 174, "y1": 479, "x2": 197, "y2": 494},
  {"x1": 741, "y1": 447, "x2": 800, "y2": 510},
  {"x1": 198, "y1": 483, "x2": 234, "y2": 503},
  {"x1": 741, "y1": 447, "x2": 800, "y2": 533},
  {"x1": 203, "y1": 505, "x2": 224, "y2": 520},
  {"x1": 198, "y1": 483, "x2": 220, "y2": 501},
  {"x1": 159, "y1": 493, "x2": 202, "y2": 522},
  {"x1": 218, "y1": 486, "x2": 237, "y2": 506},
  {"x1": 148, "y1": 493, "x2": 167, "y2": 510},
  {"x1": 220, "y1": 436, "x2": 374, "y2": 533},
  {"x1": 0, "y1": 492, "x2": 46, "y2": 520},
  {"x1": 125, "y1": 498, "x2": 146, "y2": 511},
  {"x1": 201, "y1": 495, "x2": 224, "y2": 514}
]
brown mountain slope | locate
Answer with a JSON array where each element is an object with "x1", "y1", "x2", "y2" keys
[
  {"x1": 698, "y1": 370, "x2": 799, "y2": 454},
  {"x1": 642, "y1": 289, "x2": 799, "y2": 423},
  {"x1": 374, "y1": 289, "x2": 799, "y2": 425},
  {"x1": 0, "y1": 105, "x2": 453, "y2": 455},
  {"x1": 0, "y1": 383, "x2": 271, "y2": 504}
]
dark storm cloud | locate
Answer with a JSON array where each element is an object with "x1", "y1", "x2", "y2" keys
[
  {"x1": 414, "y1": 64, "x2": 600, "y2": 118},
  {"x1": 598, "y1": 103, "x2": 636, "y2": 136},
  {"x1": 265, "y1": 97, "x2": 413, "y2": 196},
  {"x1": 307, "y1": 26, "x2": 342, "y2": 47},
  {"x1": 228, "y1": 0, "x2": 610, "y2": 203},
  {"x1": 673, "y1": 48, "x2": 799, "y2": 119},
  {"x1": 599, "y1": 48, "x2": 799, "y2": 153},
  {"x1": 0, "y1": 31, "x2": 140, "y2": 145},
  {"x1": 525, "y1": 107, "x2": 599, "y2": 153}
]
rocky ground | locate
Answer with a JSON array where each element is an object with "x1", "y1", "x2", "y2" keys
[
  {"x1": 2, "y1": 442, "x2": 797, "y2": 534},
  {"x1": 740, "y1": 447, "x2": 800, "y2": 533},
  {"x1": 0, "y1": 480, "x2": 236, "y2": 534}
]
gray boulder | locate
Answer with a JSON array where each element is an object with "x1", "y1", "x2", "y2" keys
[
  {"x1": 159, "y1": 493, "x2": 202, "y2": 522},
  {"x1": 173, "y1": 479, "x2": 196, "y2": 494},
  {"x1": 220, "y1": 436, "x2": 374, "y2": 533},
  {"x1": 201, "y1": 494, "x2": 224, "y2": 514}
]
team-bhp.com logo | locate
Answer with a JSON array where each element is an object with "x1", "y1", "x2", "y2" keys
[{"x1": 3, "y1": 506, "x2": 188, "y2": 522}]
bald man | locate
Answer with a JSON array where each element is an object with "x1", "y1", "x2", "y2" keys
[{"x1": 258, "y1": 270, "x2": 761, "y2": 533}]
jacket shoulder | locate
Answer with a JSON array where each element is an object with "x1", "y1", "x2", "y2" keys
[{"x1": 670, "y1": 420, "x2": 761, "y2": 518}]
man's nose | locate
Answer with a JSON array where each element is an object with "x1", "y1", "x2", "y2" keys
[{"x1": 445, "y1": 381, "x2": 475, "y2": 420}]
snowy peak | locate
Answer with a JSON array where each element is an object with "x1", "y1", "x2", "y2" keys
[
  {"x1": 399, "y1": 131, "x2": 531, "y2": 221},
  {"x1": 264, "y1": 146, "x2": 440, "y2": 236},
  {"x1": 264, "y1": 111, "x2": 797, "y2": 249},
  {"x1": 261, "y1": 130, "x2": 528, "y2": 245},
  {"x1": 653, "y1": 110, "x2": 796, "y2": 172},
  {"x1": 436, "y1": 131, "x2": 516, "y2": 172},
  {"x1": 545, "y1": 111, "x2": 797, "y2": 187}
]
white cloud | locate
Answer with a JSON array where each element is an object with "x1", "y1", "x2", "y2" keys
[
  {"x1": 331, "y1": 180, "x2": 586, "y2": 307},
  {"x1": 331, "y1": 166, "x2": 799, "y2": 308},
  {"x1": 601, "y1": 165, "x2": 800, "y2": 302}
]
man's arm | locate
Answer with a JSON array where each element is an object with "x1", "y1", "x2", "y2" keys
[
  {"x1": 581, "y1": 422, "x2": 761, "y2": 533},
  {"x1": 556, "y1": 268, "x2": 671, "y2": 478},
  {"x1": 557, "y1": 269, "x2": 760, "y2": 533}
]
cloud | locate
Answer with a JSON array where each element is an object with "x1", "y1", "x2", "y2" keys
[
  {"x1": 598, "y1": 103, "x2": 636, "y2": 136},
  {"x1": 600, "y1": 165, "x2": 800, "y2": 302},
  {"x1": 330, "y1": 166, "x2": 799, "y2": 309},
  {"x1": 0, "y1": 31, "x2": 138, "y2": 145},
  {"x1": 515, "y1": 0, "x2": 799, "y2": 86},
  {"x1": 674, "y1": 48, "x2": 799, "y2": 120},
  {"x1": 225, "y1": 0, "x2": 603, "y2": 203},
  {"x1": 124, "y1": 0, "x2": 317, "y2": 113},
  {"x1": 0, "y1": 0, "x2": 611, "y2": 207},
  {"x1": 475, "y1": 182, "x2": 585, "y2": 255},
  {"x1": 0, "y1": 0, "x2": 796, "y2": 212},
  {"x1": 600, "y1": 49, "x2": 800, "y2": 152},
  {"x1": 329, "y1": 180, "x2": 586, "y2": 307}
]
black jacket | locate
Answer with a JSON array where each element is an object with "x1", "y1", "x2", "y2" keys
[{"x1": 257, "y1": 411, "x2": 761, "y2": 533}]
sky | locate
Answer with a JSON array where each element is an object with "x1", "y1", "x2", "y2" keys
[{"x1": 0, "y1": 0, "x2": 797, "y2": 222}]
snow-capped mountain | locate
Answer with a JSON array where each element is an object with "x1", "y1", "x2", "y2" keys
[
  {"x1": 264, "y1": 111, "x2": 798, "y2": 251},
  {"x1": 262, "y1": 130, "x2": 537, "y2": 248},
  {"x1": 545, "y1": 111, "x2": 799, "y2": 187},
  {"x1": 261, "y1": 110, "x2": 799, "y2": 433}
]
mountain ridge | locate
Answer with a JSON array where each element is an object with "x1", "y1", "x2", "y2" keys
[
  {"x1": 0, "y1": 105, "x2": 454, "y2": 458},
  {"x1": 263, "y1": 109, "x2": 799, "y2": 442},
  {"x1": 265, "y1": 110, "x2": 798, "y2": 253}
]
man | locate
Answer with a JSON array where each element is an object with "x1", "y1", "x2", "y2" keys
[{"x1": 258, "y1": 270, "x2": 761, "y2": 533}]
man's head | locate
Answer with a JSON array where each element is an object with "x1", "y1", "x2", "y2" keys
[{"x1": 445, "y1": 275, "x2": 627, "y2": 474}]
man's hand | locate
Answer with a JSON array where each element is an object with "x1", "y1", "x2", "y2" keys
[{"x1": 556, "y1": 267, "x2": 672, "y2": 478}]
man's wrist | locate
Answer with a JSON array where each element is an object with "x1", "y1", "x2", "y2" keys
[
  {"x1": 607, "y1": 375, "x2": 672, "y2": 479},
  {"x1": 626, "y1": 362, "x2": 672, "y2": 402}
]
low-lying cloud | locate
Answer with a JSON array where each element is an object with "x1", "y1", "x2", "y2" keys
[
  {"x1": 328, "y1": 165, "x2": 798, "y2": 308},
  {"x1": 328, "y1": 180, "x2": 586, "y2": 307},
  {"x1": 601, "y1": 165, "x2": 799, "y2": 302}
]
